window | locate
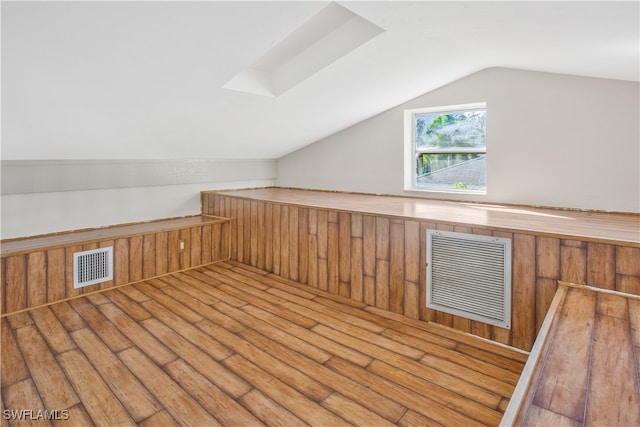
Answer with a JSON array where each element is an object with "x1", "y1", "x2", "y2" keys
[{"x1": 404, "y1": 103, "x2": 486, "y2": 194}]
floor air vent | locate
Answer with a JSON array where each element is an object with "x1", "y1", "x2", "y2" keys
[
  {"x1": 426, "y1": 230, "x2": 511, "y2": 329},
  {"x1": 74, "y1": 247, "x2": 113, "y2": 288}
]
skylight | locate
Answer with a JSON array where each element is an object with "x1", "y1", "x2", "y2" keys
[{"x1": 223, "y1": 3, "x2": 384, "y2": 97}]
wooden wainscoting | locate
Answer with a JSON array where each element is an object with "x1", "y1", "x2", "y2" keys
[
  {"x1": 1, "y1": 261, "x2": 527, "y2": 426},
  {"x1": 0, "y1": 216, "x2": 230, "y2": 316},
  {"x1": 202, "y1": 188, "x2": 640, "y2": 351}
]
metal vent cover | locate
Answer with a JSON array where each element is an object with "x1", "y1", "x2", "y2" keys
[
  {"x1": 426, "y1": 230, "x2": 511, "y2": 329},
  {"x1": 73, "y1": 247, "x2": 113, "y2": 288}
]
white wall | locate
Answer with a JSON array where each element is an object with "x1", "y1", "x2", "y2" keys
[
  {"x1": 1, "y1": 159, "x2": 275, "y2": 239},
  {"x1": 2, "y1": 68, "x2": 638, "y2": 239},
  {"x1": 277, "y1": 68, "x2": 640, "y2": 213}
]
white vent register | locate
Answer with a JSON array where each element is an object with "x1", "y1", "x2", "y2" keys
[
  {"x1": 426, "y1": 230, "x2": 511, "y2": 329},
  {"x1": 73, "y1": 247, "x2": 113, "y2": 288}
]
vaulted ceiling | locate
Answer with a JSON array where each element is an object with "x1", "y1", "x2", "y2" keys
[{"x1": 2, "y1": 1, "x2": 638, "y2": 160}]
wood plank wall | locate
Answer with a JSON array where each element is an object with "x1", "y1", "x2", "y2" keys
[
  {"x1": 0, "y1": 220, "x2": 230, "y2": 316},
  {"x1": 203, "y1": 194, "x2": 640, "y2": 351}
]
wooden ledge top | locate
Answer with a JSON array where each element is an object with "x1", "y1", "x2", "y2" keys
[
  {"x1": 501, "y1": 284, "x2": 640, "y2": 426},
  {"x1": 204, "y1": 188, "x2": 640, "y2": 246},
  {"x1": 1, "y1": 215, "x2": 228, "y2": 257}
]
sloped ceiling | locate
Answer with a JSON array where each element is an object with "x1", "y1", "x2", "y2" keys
[{"x1": 2, "y1": 1, "x2": 638, "y2": 160}]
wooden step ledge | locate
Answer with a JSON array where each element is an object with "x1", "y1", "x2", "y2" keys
[
  {"x1": 1, "y1": 215, "x2": 228, "y2": 257},
  {"x1": 501, "y1": 283, "x2": 640, "y2": 426},
  {"x1": 1, "y1": 215, "x2": 232, "y2": 316}
]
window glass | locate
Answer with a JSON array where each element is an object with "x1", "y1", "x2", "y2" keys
[
  {"x1": 405, "y1": 104, "x2": 486, "y2": 193},
  {"x1": 415, "y1": 111, "x2": 486, "y2": 150}
]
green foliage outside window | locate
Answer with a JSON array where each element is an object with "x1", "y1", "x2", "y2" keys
[
  {"x1": 416, "y1": 112, "x2": 485, "y2": 151},
  {"x1": 413, "y1": 108, "x2": 486, "y2": 191}
]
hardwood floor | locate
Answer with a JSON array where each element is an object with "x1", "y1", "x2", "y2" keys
[{"x1": 1, "y1": 261, "x2": 527, "y2": 426}]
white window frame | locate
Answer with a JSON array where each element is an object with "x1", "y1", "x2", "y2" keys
[{"x1": 404, "y1": 102, "x2": 487, "y2": 194}]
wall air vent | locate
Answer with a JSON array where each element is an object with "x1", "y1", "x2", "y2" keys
[
  {"x1": 426, "y1": 230, "x2": 511, "y2": 329},
  {"x1": 73, "y1": 247, "x2": 113, "y2": 288}
]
